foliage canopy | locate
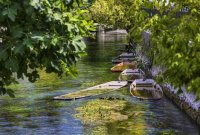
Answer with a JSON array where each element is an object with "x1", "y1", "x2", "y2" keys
[
  {"x1": 1, "y1": 0, "x2": 200, "y2": 98},
  {"x1": 89, "y1": 0, "x2": 135, "y2": 30},
  {"x1": 0, "y1": 0, "x2": 94, "y2": 96},
  {"x1": 129, "y1": 0, "x2": 200, "y2": 97}
]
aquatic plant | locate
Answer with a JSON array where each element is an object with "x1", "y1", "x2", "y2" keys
[
  {"x1": 35, "y1": 70, "x2": 64, "y2": 87},
  {"x1": 91, "y1": 126, "x2": 108, "y2": 135},
  {"x1": 75, "y1": 99, "x2": 128, "y2": 125}
]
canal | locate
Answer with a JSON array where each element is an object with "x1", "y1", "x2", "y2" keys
[{"x1": 0, "y1": 32, "x2": 199, "y2": 135}]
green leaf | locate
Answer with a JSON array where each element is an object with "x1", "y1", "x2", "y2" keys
[
  {"x1": 14, "y1": 44, "x2": 25, "y2": 55},
  {"x1": 3, "y1": 5, "x2": 18, "y2": 22},
  {"x1": 25, "y1": 6, "x2": 34, "y2": 15},
  {"x1": 10, "y1": 25, "x2": 23, "y2": 38},
  {"x1": 0, "y1": 0, "x2": 94, "y2": 96},
  {"x1": 6, "y1": 89, "x2": 15, "y2": 97},
  {"x1": 76, "y1": 0, "x2": 80, "y2": 5},
  {"x1": 31, "y1": 36, "x2": 44, "y2": 41},
  {"x1": 30, "y1": 0, "x2": 40, "y2": 8},
  {"x1": 8, "y1": 10, "x2": 16, "y2": 21},
  {"x1": 175, "y1": 53, "x2": 182, "y2": 58},
  {"x1": 5, "y1": 58, "x2": 19, "y2": 72},
  {"x1": 51, "y1": 36, "x2": 59, "y2": 46},
  {"x1": 2, "y1": 8, "x2": 8, "y2": 16},
  {"x1": 65, "y1": 23, "x2": 74, "y2": 31},
  {"x1": 51, "y1": 61, "x2": 59, "y2": 71},
  {"x1": 0, "y1": 88, "x2": 6, "y2": 95},
  {"x1": 196, "y1": 34, "x2": 200, "y2": 42},
  {"x1": 70, "y1": 42, "x2": 79, "y2": 51},
  {"x1": 0, "y1": 50, "x2": 8, "y2": 61},
  {"x1": 23, "y1": 38, "x2": 33, "y2": 51},
  {"x1": 53, "y1": 12, "x2": 62, "y2": 21}
]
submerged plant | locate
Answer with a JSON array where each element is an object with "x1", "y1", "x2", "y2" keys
[{"x1": 75, "y1": 99, "x2": 128, "y2": 126}]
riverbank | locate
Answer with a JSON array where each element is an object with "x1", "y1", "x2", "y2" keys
[
  {"x1": 149, "y1": 68, "x2": 200, "y2": 126},
  {"x1": 163, "y1": 86, "x2": 200, "y2": 125},
  {"x1": 0, "y1": 32, "x2": 198, "y2": 134},
  {"x1": 135, "y1": 31, "x2": 200, "y2": 126}
]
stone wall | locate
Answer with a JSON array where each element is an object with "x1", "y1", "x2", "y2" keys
[
  {"x1": 139, "y1": 31, "x2": 200, "y2": 126},
  {"x1": 148, "y1": 68, "x2": 200, "y2": 126},
  {"x1": 163, "y1": 85, "x2": 200, "y2": 125}
]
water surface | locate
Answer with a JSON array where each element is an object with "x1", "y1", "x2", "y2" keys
[{"x1": 0, "y1": 32, "x2": 199, "y2": 135}]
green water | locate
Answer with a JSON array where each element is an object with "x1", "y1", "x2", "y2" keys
[{"x1": 0, "y1": 32, "x2": 199, "y2": 135}]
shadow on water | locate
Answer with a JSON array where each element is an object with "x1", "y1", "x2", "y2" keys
[{"x1": 0, "y1": 31, "x2": 199, "y2": 135}]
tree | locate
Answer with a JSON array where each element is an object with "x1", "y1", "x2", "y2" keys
[
  {"x1": 0, "y1": 0, "x2": 94, "y2": 96},
  {"x1": 90, "y1": 0, "x2": 200, "y2": 97},
  {"x1": 88, "y1": 0, "x2": 135, "y2": 31},
  {"x1": 128, "y1": 0, "x2": 200, "y2": 97}
]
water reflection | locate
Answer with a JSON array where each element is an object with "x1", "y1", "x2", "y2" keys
[{"x1": 0, "y1": 32, "x2": 199, "y2": 135}]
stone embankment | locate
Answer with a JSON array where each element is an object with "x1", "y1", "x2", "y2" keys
[
  {"x1": 150, "y1": 67, "x2": 200, "y2": 125},
  {"x1": 163, "y1": 86, "x2": 200, "y2": 125}
]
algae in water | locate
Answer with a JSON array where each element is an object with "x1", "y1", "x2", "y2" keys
[{"x1": 75, "y1": 99, "x2": 128, "y2": 125}]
